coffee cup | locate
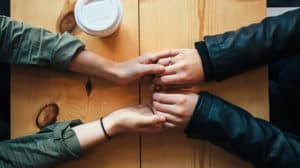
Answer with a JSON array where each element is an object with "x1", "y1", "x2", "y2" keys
[{"x1": 75, "y1": 0, "x2": 123, "y2": 37}]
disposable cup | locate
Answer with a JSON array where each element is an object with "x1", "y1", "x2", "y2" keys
[{"x1": 75, "y1": 0, "x2": 123, "y2": 37}]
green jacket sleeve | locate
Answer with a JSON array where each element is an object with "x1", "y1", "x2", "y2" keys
[
  {"x1": 0, "y1": 15, "x2": 85, "y2": 71},
  {"x1": 185, "y1": 92, "x2": 300, "y2": 168},
  {"x1": 0, "y1": 120, "x2": 83, "y2": 168}
]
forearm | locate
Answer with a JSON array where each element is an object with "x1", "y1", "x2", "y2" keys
[
  {"x1": 72, "y1": 116, "x2": 120, "y2": 151},
  {"x1": 185, "y1": 92, "x2": 300, "y2": 167},
  {"x1": 69, "y1": 50, "x2": 120, "y2": 83},
  {"x1": 0, "y1": 120, "x2": 83, "y2": 168},
  {"x1": 196, "y1": 8, "x2": 300, "y2": 81},
  {"x1": 0, "y1": 15, "x2": 84, "y2": 71},
  {"x1": 0, "y1": 118, "x2": 120, "y2": 167}
]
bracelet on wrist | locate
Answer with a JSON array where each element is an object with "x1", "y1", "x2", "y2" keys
[{"x1": 100, "y1": 117, "x2": 112, "y2": 140}]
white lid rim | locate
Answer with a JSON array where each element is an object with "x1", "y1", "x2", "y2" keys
[
  {"x1": 75, "y1": 0, "x2": 123, "y2": 33},
  {"x1": 75, "y1": 7, "x2": 123, "y2": 37}
]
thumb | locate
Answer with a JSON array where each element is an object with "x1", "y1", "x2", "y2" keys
[
  {"x1": 141, "y1": 64, "x2": 165, "y2": 75},
  {"x1": 139, "y1": 115, "x2": 166, "y2": 126}
]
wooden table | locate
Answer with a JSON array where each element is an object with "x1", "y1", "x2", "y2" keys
[{"x1": 11, "y1": 0, "x2": 268, "y2": 167}]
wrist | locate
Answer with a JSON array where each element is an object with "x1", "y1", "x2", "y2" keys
[
  {"x1": 102, "y1": 113, "x2": 123, "y2": 137},
  {"x1": 108, "y1": 62, "x2": 134, "y2": 84},
  {"x1": 99, "y1": 60, "x2": 127, "y2": 84},
  {"x1": 95, "y1": 59, "x2": 119, "y2": 81}
]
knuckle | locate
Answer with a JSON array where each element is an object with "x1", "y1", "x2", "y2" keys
[
  {"x1": 185, "y1": 74, "x2": 193, "y2": 82},
  {"x1": 174, "y1": 118, "x2": 184, "y2": 124},
  {"x1": 177, "y1": 107, "x2": 189, "y2": 117},
  {"x1": 153, "y1": 102, "x2": 162, "y2": 110},
  {"x1": 182, "y1": 111, "x2": 189, "y2": 117},
  {"x1": 180, "y1": 72, "x2": 187, "y2": 79},
  {"x1": 164, "y1": 49, "x2": 171, "y2": 54},
  {"x1": 158, "y1": 59, "x2": 164, "y2": 64},
  {"x1": 181, "y1": 63, "x2": 188, "y2": 70},
  {"x1": 153, "y1": 102, "x2": 159, "y2": 109},
  {"x1": 175, "y1": 107, "x2": 184, "y2": 114},
  {"x1": 152, "y1": 93, "x2": 158, "y2": 100},
  {"x1": 176, "y1": 97, "x2": 185, "y2": 104},
  {"x1": 143, "y1": 53, "x2": 151, "y2": 57},
  {"x1": 154, "y1": 94, "x2": 162, "y2": 102},
  {"x1": 161, "y1": 77, "x2": 169, "y2": 84}
]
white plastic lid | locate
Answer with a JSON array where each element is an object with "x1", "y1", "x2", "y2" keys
[{"x1": 75, "y1": 0, "x2": 123, "y2": 37}]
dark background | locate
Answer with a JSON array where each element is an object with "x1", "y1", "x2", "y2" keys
[
  {"x1": 268, "y1": 0, "x2": 300, "y2": 7},
  {"x1": 0, "y1": 0, "x2": 10, "y2": 140}
]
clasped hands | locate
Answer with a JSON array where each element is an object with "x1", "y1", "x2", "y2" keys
[{"x1": 97, "y1": 48, "x2": 205, "y2": 137}]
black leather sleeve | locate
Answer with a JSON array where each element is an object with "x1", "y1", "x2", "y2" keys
[
  {"x1": 195, "y1": 8, "x2": 300, "y2": 81},
  {"x1": 185, "y1": 92, "x2": 300, "y2": 168}
]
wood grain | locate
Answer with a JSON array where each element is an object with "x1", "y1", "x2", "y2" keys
[
  {"x1": 11, "y1": 0, "x2": 269, "y2": 167},
  {"x1": 11, "y1": 0, "x2": 140, "y2": 168},
  {"x1": 139, "y1": 0, "x2": 268, "y2": 168}
]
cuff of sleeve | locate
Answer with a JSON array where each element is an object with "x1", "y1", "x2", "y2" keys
[
  {"x1": 195, "y1": 41, "x2": 214, "y2": 81},
  {"x1": 204, "y1": 35, "x2": 226, "y2": 81},
  {"x1": 53, "y1": 120, "x2": 83, "y2": 159},
  {"x1": 63, "y1": 128, "x2": 83, "y2": 159},
  {"x1": 184, "y1": 92, "x2": 213, "y2": 139},
  {"x1": 52, "y1": 33, "x2": 85, "y2": 72}
]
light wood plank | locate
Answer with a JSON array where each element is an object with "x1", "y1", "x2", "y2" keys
[
  {"x1": 11, "y1": 0, "x2": 140, "y2": 168},
  {"x1": 140, "y1": 0, "x2": 268, "y2": 168}
]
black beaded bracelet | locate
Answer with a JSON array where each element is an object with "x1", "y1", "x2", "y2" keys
[{"x1": 100, "y1": 117, "x2": 112, "y2": 140}]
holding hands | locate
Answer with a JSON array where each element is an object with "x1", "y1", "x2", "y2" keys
[
  {"x1": 103, "y1": 105, "x2": 166, "y2": 136},
  {"x1": 100, "y1": 91, "x2": 199, "y2": 140},
  {"x1": 104, "y1": 48, "x2": 204, "y2": 135},
  {"x1": 112, "y1": 50, "x2": 174, "y2": 84},
  {"x1": 109, "y1": 48, "x2": 204, "y2": 134},
  {"x1": 154, "y1": 49, "x2": 205, "y2": 86},
  {"x1": 150, "y1": 49, "x2": 203, "y2": 131},
  {"x1": 73, "y1": 48, "x2": 205, "y2": 136},
  {"x1": 152, "y1": 92, "x2": 199, "y2": 130}
]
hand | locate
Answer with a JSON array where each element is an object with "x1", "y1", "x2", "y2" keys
[
  {"x1": 103, "y1": 105, "x2": 166, "y2": 136},
  {"x1": 154, "y1": 49, "x2": 205, "y2": 86},
  {"x1": 113, "y1": 50, "x2": 177, "y2": 84},
  {"x1": 152, "y1": 92, "x2": 199, "y2": 130},
  {"x1": 70, "y1": 50, "x2": 174, "y2": 84}
]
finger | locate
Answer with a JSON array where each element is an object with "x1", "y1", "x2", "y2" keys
[
  {"x1": 157, "y1": 84, "x2": 193, "y2": 91},
  {"x1": 152, "y1": 83, "x2": 193, "y2": 92},
  {"x1": 140, "y1": 50, "x2": 179, "y2": 64},
  {"x1": 155, "y1": 111, "x2": 181, "y2": 123},
  {"x1": 153, "y1": 101, "x2": 177, "y2": 114},
  {"x1": 140, "y1": 64, "x2": 165, "y2": 75},
  {"x1": 154, "y1": 74, "x2": 181, "y2": 85},
  {"x1": 162, "y1": 64, "x2": 179, "y2": 75},
  {"x1": 153, "y1": 92, "x2": 180, "y2": 104},
  {"x1": 140, "y1": 114, "x2": 166, "y2": 125},
  {"x1": 149, "y1": 50, "x2": 179, "y2": 63},
  {"x1": 157, "y1": 53, "x2": 181, "y2": 66},
  {"x1": 157, "y1": 57, "x2": 172, "y2": 66},
  {"x1": 164, "y1": 122, "x2": 177, "y2": 129}
]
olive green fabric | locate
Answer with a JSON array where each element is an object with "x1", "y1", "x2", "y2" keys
[
  {"x1": 0, "y1": 15, "x2": 86, "y2": 167},
  {"x1": 0, "y1": 120, "x2": 83, "y2": 168},
  {"x1": 0, "y1": 15, "x2": 85, "y2": 71}
]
